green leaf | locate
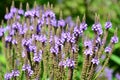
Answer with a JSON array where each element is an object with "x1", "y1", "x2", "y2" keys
[
  {"x1": 110, "y1": 54, "x2": 120, "y2": 65},
  {"x1": 0, "y1": 54, "x2": 6, "y2": 64}
]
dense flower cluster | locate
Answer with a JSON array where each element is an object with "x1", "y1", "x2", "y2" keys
[{"x1": 1, "y1": 1, "x2": 119, "y2": 80}]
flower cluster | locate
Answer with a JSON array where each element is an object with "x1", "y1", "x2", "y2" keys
[
  {"x1": 1, "y1": 1, "x2": 119, "y2": 80},
  {"x1": 4, "y1": 70, "x2": 20, "y2": 80}
]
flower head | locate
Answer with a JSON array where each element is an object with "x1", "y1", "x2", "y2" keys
[
  {"x1": 105, "y1": 21, "x2": 112, "y2": 30},
  {"x1": 105, "y1": 46, "x2": 112, "y2": 53},
  {"x1": 92, "y1": 23, "x2": 103, "y2": 35},
  {"x1": 111, "y1": 36, "x2": 118, "y2": 44},
  {"x1": 4, "y1": 73, "x2": 12, "y2": 80},
  {"x1": 11, "y1": 70, "x2": 20, "y2": 77},
  {"x1": 91, "y1": 57, "x2": 99, "y2": 65}
]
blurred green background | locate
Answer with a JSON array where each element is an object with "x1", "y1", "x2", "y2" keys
[{"x1": 0, "y1": 0, "x2": 120, "y2": 79}]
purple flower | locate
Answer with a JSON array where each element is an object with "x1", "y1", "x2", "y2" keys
[
  {"x1": 73, "y1": 26, "x2": 80, "y2": 36},
  {"x1": 33, "y1": 50, "x2": 42, "y2": 62},
  {"x1": 105, "y1": 67, "x2": 113, "y2": 80},
  {"x1": 66, "y1": 32, "x2": 71, "y2": 42},
  {"x1": 80, "y1": 22, "x2": 87, "y2": 31},
  {"x1": 70, "y1": 34, "x2": 76, "y2": 44},
  {"x1": 4, "y1": 13, "x2": 13, "y2": 20},
  {"x1": 111, "y1": 36, "x2": 119, "y2": 44},
  {"x1": 39, "y1": 35, "x2": 47, "y2": 43},
  {"x1": 22, "y1": 64, "x2": 31, "y2": 71},
  {"x1": 116, "y1": 73, "x2": 120, "y2": 80},
  {"x1": 29, "y1": 45, "x2": 37, "y2": 53},
  {"x1": 28, "y1": 69, "x2": 33, "y2": 76},
  {"x1": 11, "y1": 70, "x2": 20, "y2": 77},
  {"x1": 32, "y1": 10, "x2": 39, "y2": 17},
  {"x1": 65, "y1": 58, "x2": 75, "y2": 68},
  {"x1": 5, "y1": 36, "x2": 12, "y2": 43},
  {"x1": 105, "y1": 46, "x2": 112, "y2": 53},
  {"x1": 0, "y1": 28, "x2": 4, "y2": 37},
  {"x1": 51, "y1": 19, "x2": 57, "y2": 27},
  {"x1": 84, "y1": 48, "x2": 93, "y2": 56},
  {"x1": 50, "y1": 45, "x2": 59, "y2": 55},
  {"x1": 18, "y1": 9, "x2": 24, "y2": 15},
  {"x1": 4, "y1": 72, "x2": 12, "y2": 80},
  {"x1": 92, "y1": 23, "x2": 103, "y2": 35},
  {"x1": 84, "y1": 39, "x2": 92, "y2": 48},
  {"x1": 24, "y1": 10, "x2": 33, "y2": 17},
  {"x1": 58, "y1": 19, "x2": 65, "y2": 27},
  {"x1": 10, "y1": 7, "x2": 17, "y2": 13},
  {"x1": 59, "y1": 60, "x2": 66, "y2": 67},
  {"x1": 44, "y1": 10, "x2": 55, "y2": 19},
  {"x1": 12, "y1": 22, "x2": 21, "y2": 31},
  {"x1": 19, "y1": 24, "x2": 28, "y2": 35},
  {"x1": 105, "y1": 21, "x2": 112, "y2": 30},
  {"x1": 22, "y1": 64, "x2": 33, "y2": 76},
  {"x1": 65, "y1": 16, "x2": 75, "y2": 27},
  {"x1": 12, "y1": 39, "x2": 18, "y2": 45},
  {"x1": 91, "y1": 57, "x2": 99, "y2": 65}
]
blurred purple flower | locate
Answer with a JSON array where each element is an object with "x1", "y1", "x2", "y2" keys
[
  {"x1": 65, "y1": 58, "x2": 75, "y2": 68},
  {"x1": 105, "y1": 46, "x2": 111, "y2": 53},
  {"x1": 80, "y1": 22, "x2": 87, "y2": 31},
  {"x1": 92, "y1": 23, "x2": 103, "y2": 35},
  {"x1": 4, "y1": 13, "x2": 13, "y2": 20},
  {"x1": 33, "y1": 50, "x2": 43, "y2": 62},
  {"x1": 111, "y1": 36, "x2": 118, "y2": 44},
  {"x1": 105, "y1": 67, "x2": 113, "y2": 80},
  {"x1": 4, "y1": 72, "x2": 12, "y2": 80},
  {"x1": 84, "y1": 48, "x2": 93, "y2": 56},
  {"x1": 116, "y1": 73, "x2": 120, "y2": 80},
  {"x1": 91, "y1": 57, "x2": 99, "y2": 65},
  {"x1": 11, "y1": 70, "x2": 20, "y2": 77},
  {"x1": 58, "y1": 19, "x2": 65, "y2": 27},
  {"x1": 10, "y1": 7, "x2": 17, "y2": 13},
  {"x1": 105, "y1": 21, "x2": 112, "y2": 30},
  {"x1": 44, "y1": 10, "x2": 55, "y2": 19},
  {"x1": 18, "y1": 9, "x2": 24, "y2": 15}
]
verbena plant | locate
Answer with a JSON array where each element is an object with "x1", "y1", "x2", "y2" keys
[{"x1": 0, "y1": 1, "x2": 119, "y2": 80}]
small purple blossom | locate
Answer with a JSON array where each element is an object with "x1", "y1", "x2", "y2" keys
[
  {"x1": 33, "y1": 50, "x2": 42, "y2": 62},
  {"x1": 58, "y1": 19, "x2": 65, "y2": 27},
  {"x1": 116, "y1": 73, "x2": 120, "y2": 80},
  {"x1": 80, "y1": 22, "x2": 87, "y2": 31},
  {"x1": 12, "y1": 39, "x2": 18, "y2": 45},
  {"x1": 65, "y1": 58, "x2": 75, "y2": 68},
  {"x1": 4, "y1": 73, "x2": 12, "y2": 80},
  {"x1": 105, "y1": 46, "x2": 112, "y2": 53},
  {"x1": 111, "y1": 36, "x2": 119, "y2": 44},
  {"x1": 24, "y1": 10, "x2": 33, "y2": 17},
  {"x1": 5, "y1": 36, "x2": 12, "y2": 43},
  {"x1": 22, "y1": 64, "x2": 31, "y2": 71},
  {"x1": 105, "y1": 21, "x2": 112, "y2": 30},
  {"x1": 105, "y1": 67, "x2": 113, "y2": 80},
  {"x1": 11, "y1": 70, "x2": 20, "y2": 77},
  {"x1": 18, "y1": 9, "x2": 24, "y2": 15},
  {"x1": 84, "y1": 39, "x2": 92, "y2": 48},
  {"x1": 4, "y1": 13, "x2": 13, "y2": 20},
  {"x1": 59, "y1": 60, "x2": 66, "y2": 67},
  {"x1": 44, "y1": 10, "x2": 55, "y2": 19},
  {"x1": 50, "y1": 45, "x2": 59, "y2": 55},
  {"x1": 91, "y1": 57, "x2": 99, "y2": 65},
  {"x1": 0, "y1": 28, "x2": 4, "y2": 37},
  {"x1": 10, "y1": 7, "x2": 17, "y2": 13},
  {"x1": 39, "y1": 34, "x2": 47, "y2": 43},
  {"x1": 92, "y1": 23, "x2": 103, "y2": 35},
  {"x1": 84, "y1": 48, "x2": 93, "y2": 56}
]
